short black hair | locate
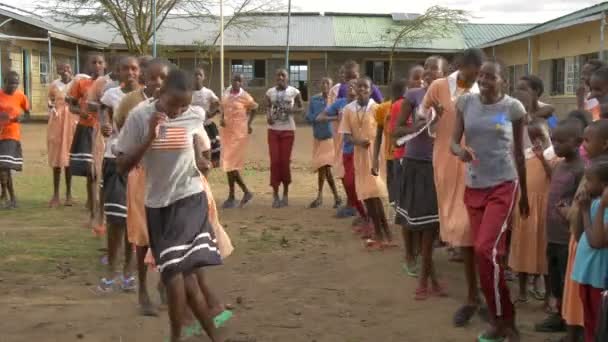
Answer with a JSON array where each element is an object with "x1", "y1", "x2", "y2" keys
[
  {"x1": 461, "y1": 48, "x2": 485, "y2": 68},
  {"x1": 391, "y1": 78, "x2": 407, "y2": 96},
  {"x1": 483, "y1": 58, "x2": 507, "y2": 82},
  {"x1": 555, "y1": 118, "x2": 584, "y2": 139},
  {"x1": 587, "y1": 158, "x2": 608, "y2": 183},
  {"x1": 520, "y1": 75, "x2": 545, "y2": 97},
  {"x1": 586, "y1": 59, "x2": 606, "y2": 72},
  {"x1": 164, "y1": 69, "x2": 193, "y2": 93},
  {"x1": 425, "y1": 55, "x2": 448, "y2": 73},
  {"x1": 588, "y1": 119, "x2": 608, "y2": 141},
  {"x1": 356, "y1": 76, "x2": 372, "y2": 86},
  {"x1": 567, "y1": 110, "x2": 592, "y2": 130},
  {"x1": 6, "y1": 70, "x2": 19, "y2": 80},
  {"x1": 592, "y1": 66, "x2": 608, "y2": 83}
]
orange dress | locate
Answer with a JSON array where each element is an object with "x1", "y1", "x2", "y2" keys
[
  {"x1": 508, "y1": 148, "x2": 556, "y2": 275},
  {"x1": 47, "y1": 79, "x2": 78, "y2": 168},
  {"x1": 219, "y1": 88, "x2": 258, "y2": 172},
  {"x1": 311, "y1": 138, "x2": 335, "y2": 171},
  {"x1": 562, "y1": 178, "x2": 587, "y2": 327},
  {"x1": 328, "y1": 84, "x2": 345, "y2": 178},
  {"x1": 338, "y1": 100, "x2": 387, "y2": 200},
  {"x1": 422, "y1": 73, "x2": 478, "y2": 247}
]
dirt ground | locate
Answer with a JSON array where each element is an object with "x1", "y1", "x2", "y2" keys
[{"x1": 0, "y1": 122, "x2": 556, "y2": 342}]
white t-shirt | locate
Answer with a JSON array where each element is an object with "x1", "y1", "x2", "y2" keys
[
  {"x1": 100, "y1": 86, "x2": 127, "y2": 158},
  {"x1": 266, "y1": 86, "x2": 300, "y2": 131},
  {"x1": 191, "y1": 87, "x2": 219, "y2": 113}
]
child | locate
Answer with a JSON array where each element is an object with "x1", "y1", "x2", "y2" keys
[
  {"x1": 577, "y1": 59, "x2": 605, "y2": 120},
  {"x1": 321, "y1": 80, "x2": 369, "y2": 224},
  {"x1": 340, "y1": 77, "x2": 393, "y2": 249},
  {"x1": 373, "y1": 79, "x2": 406, "y2": 208},
  {"x1": 220, "y1": 73, "x2": 258, "y2": 209},
  {"x1": 47, "y1": 63, "x2": 78, "y2": 208},
  {"x1": 0, "y1": 71, "x2": 30, "y2": 209},
  {"x1": 115, "y1": 58, "x2": 169, "y2": 315},
  {"x1": 68, "y1": 53, "x2": 106, "y2": 229},
  {"x1": 516, "y1": 75, "x2": 558, "y2": 128},
  {"x1": 589, "y1": 67, "x2": 608, "y2": 116},
  {"x1": 97, "y1": 56, "x2": 141, "y2": 293},
  {"x1": 265, "y1": 69, "x2": 303, "y2": 208},
  {"x1": 509, "y1": 118, "x2": 555, "y2": 303},
  {"x1": 393, "y1": 56, "x2": 448, "y2": 293},
  {"x1": 534, "y1": 119, "x2": 585, "y2": 334},
  {"x1": 191, "y1": 68, "x2": 221, "y2": 167},
  {"x1": 306, "y1": 77, "x2": 341, "y2": 208},
  {"x1": 573, "y1": 158, "x2": 608, "y2": 342},
  {"x1": 116, "y1": 69, "x2": 224, "y2": 342},
  {"x1": 337, "y1": 60, "x2": 383, "y2": 103},
  {"x1": 451, "y1": 59, "x2": 529, "y2": 341}
]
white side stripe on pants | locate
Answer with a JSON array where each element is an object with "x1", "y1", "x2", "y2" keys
[{"x1": 492, "y1": 180, "x2": 518, "y2": 317}]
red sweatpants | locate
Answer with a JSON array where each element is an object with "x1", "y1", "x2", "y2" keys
[
  {"x1": 268, "y1": 129, "x2": 294, "y2": 188},
  {"x1": 342, "y1": 153, "x2": 367, "y2": 219},
  {"x1": 580, "y1": 284, "x2": 603, "y2": 342},
  {"x1": 464, "y1": 181, "x2": 518, "y2": 322}
]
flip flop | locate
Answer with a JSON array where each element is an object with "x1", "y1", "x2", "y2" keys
[
  {"x1": 365, "y1": 239, "x2": 383, "y2": 251},
  {"x1": 308, "y1": 198, "x2": 322, "y2": 209},
  {"x1": 431, "y1": 283, "x2": 448, "y2": 297},
  {"x1": 239, "y1": 193, "x2": 253, "y2": 208},
  {"x1": 529, "y1": 288, "x2": 546, "y2": 301},
  {"x1": 402, "y1": 263, "x2": 418, "y2": 277},
  {"x1": 453, "y1": 304, "x2": 478, "y2": 327},
  {"x1": 477, "y1": 333, "x2": 505, "y2": 342},
  {"x1": 415, "y1": 286, "x2": 429, "y2": 301},
  {"x1": 214, "y1": 309, "x2": 233, "y2": 328}
]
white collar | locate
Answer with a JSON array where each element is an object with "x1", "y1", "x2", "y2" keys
[
  {"x1": 447, "y1": 71, "x2": 479, "y2": 98},
  {"x1": 355, "y1": 98, "x2": 376, "y2": 112},
  {"x1": 225, "y1": 86, "x2": 243, "y2": 97}
]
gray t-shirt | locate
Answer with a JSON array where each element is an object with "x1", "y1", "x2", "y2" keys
[
  {"x1": 457, "y1": 94, "x2": 526, "y2": 189},
  {"x1": 116, "y1": 101, "x2": 208, "y2": 208}
]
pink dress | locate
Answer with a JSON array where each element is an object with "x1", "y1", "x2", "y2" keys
[{"x1": 219, "y1": 88, "x2": 258, "y2": 172}]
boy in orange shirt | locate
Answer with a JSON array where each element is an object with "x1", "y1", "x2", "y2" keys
[{"x1": 0, "y1": 71, "x2": 30, "y2": 208}]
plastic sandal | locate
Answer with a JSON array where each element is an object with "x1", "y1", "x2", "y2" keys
[
  {"x1": 365, "y1": 239, "x2": 383, "y2": 251},
  {"x1": 453, "y1": 304, "x2": 478, "y2": 327},
  {"x1": 431, "y1": 283, "x2": 448, "y2": 297},
  {"x1": 402, "y1": 263, "x2": 418, "y2": 278},
  {"x1": 214, "y1": 310, "x2": 233, "y2": 328},
  {"x1": 477, "y1": 333, "x2": 505, "y2": 342}
]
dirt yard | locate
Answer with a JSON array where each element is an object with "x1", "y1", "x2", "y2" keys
[{"x1": 0, "y1": 122, "x2": 555, "y2": 342}]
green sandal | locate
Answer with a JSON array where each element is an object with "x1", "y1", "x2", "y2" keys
[
  {"x1": 402, "y1": 262, "x2": 419, "y2": 278},
  {"x1": 477, "y1": 333, "x2": 505, "y2": 342},
  {"x1": 214, "y1": 310, "x2": 233, "y2": 328}
]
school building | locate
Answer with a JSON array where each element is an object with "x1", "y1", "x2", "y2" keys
[
  {"x1": 480, "y1": 2, "x2": 608, "y2": 115},
  {"x1": 1, "y1": 2, "x2": 607, "y2": 115}
]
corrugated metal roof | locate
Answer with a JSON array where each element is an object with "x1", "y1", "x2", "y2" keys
[
  {"x1": 331, "y1": 16, "x2": 466, "y2": 51},
  {"x1": 461, "y1": 24, "x2": 535, "y2": 48},
  {"x1": 480, "y1": 1, "x2": 608, "y2": 47},
  {"x1": 0, "y1": 6, "x2": 106, "y2": 47}
]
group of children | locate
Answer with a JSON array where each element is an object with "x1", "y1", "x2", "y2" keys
[{"x1": 2, "y1": 45, "x2": 608, "y2": 341}]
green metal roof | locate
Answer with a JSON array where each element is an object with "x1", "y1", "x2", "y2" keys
[{"x1": 461, "y1": 24, "x2": 536, "y2": 48}]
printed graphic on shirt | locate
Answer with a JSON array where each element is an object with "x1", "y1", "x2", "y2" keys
[
  {"x1": 151, "y1": 126, "x2": 189, "y2": 150},
  {"x1": 270, "y1": 91, "x2": 291, "y2": 122},
  {"x1": 493, "y1": 112, "x2": 508, "y2": 130}
]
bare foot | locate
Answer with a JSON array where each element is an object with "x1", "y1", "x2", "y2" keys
[
  {"x1": 49, "y1": 197, "x2": 60, "y2": 208},
  {"x1": 139, "y1": 292, "x2": 158, "y2": 317}
]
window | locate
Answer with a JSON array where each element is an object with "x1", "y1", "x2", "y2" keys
[
  {"x1": 551, "y1": 58, "x2": 565, "y2": 96},
  {"x1": 230, "y1": 59, "x2": 266, "y2": 86},
  {"x1": 506, "y1": 64, "x2": 528, "y2": 95},
  {"x1": 168, "y1": 58, "x2": 178, "y2": 67},
  {"x1": 289, "y1": 60, "x2": 308, "y2": 101},
  {"x1": 39, "y1": 53, "x2": 49, "y2": 85},
  {"x1": 365, "y1": 61, "x2": 390, "y2": 85}
]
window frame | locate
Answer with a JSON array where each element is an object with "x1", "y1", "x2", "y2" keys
[
  {"x1": 39, "y1": 51, "x2": 49, "y2": 85},
  {"x1": 364, "y1": 60, "x2": 390, "y2": 86},
  {"x1": 550, "y1": 58, "x2": 566, "y2": 96}
]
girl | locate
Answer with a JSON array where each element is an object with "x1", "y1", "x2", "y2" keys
[
  {"x1": 563, "y1": 119, "x2": 608, "y2": 342},
  {"x1": 220, "y1": 73, "x2": 258, "y2": 209},
  {"x1": 393, "y1": 56, "x2": 448, "y2": 295},
  {"x1": 192, "y1": 68, "x2": 221, "y2": 167},
  {"x1": 0, "y1": 71, "x2": 30, "y2": 209},
  {"x1": 577, "y1": 59, "x2": 605, "y2": 121},
  {"x1": 47, "y1": 63, "x2": 78, "y2": 208},
  {"x1": 339, "y1": 77, "x2": 393, "y2": 249},
  {"x1": 422, "y1": 48, "x2": 483, "y2": 327},
  {"x1": 68, "y1": 53, "x2": 106, "y2": 229},
  {"x1": 573, "y1": 158, "x2": 608, "y2": 342},
  {"x1": 451, "y1": 60, "x2": 529, "y2": 341},
  {"x1": 321, "y1": 80, "x2": 369, "y2": 224},
  {"x1": 97, "y1": 56, "x2": 141, "y2": 293},
  {"x1": 265, "y1": 69, "x2": 303, "y2": 208},
  {"x1": 508, "y1": 117, "x2": 554, "y2": 303},
  {"x1": 116, "y1": 69, "x2": 224, "y2": 342},
  {"x1": 374, "y1": 79, "x2": 406, "y2": 208},
  {"x1": 516, "y1": 75, "x2": 558, "y2": 128},
  {"x1": 306, "y1": 77, "x2": 341, "y2": 209},
  {"x1": 115, "y1": 58, "x2": 169, "y2": 315}
]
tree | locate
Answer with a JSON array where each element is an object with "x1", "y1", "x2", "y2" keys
[
  {"x1": 384, "y1": 6, "x2": 469, "y2": 81},
  {"x1": 39, "y1": 0, "x2": 284, "y2": 55}
]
